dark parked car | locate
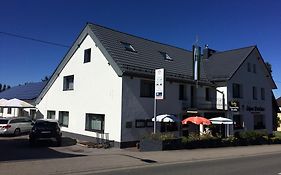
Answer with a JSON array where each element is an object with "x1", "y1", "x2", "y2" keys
[{"x1": 29, "y1": 119, "x2": 62, "y2": 146}]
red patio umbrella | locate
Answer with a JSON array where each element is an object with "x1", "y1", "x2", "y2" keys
[{"x1": 182, "y1": 116, "x2": 211, "y2": 125}]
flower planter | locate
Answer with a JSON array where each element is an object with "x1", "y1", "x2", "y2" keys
[{"x1": 139, "y1": 138, "x2": 182, "y2": 152}]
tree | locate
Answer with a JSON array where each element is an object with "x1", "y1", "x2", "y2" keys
[
  {"x1": 41, "y1": 76, "x2": 50, "y2": 82},
  {"x1": 265, "y1": 62, "x2": 272, "y2": 74}
]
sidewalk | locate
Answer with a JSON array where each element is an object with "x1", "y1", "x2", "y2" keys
[{"x1": 1, "y1": 144, "x2": 281, "y2": 175}]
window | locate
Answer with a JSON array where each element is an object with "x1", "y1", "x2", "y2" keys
[
  {"x1": 261, "y1": 88, "x2": 265, "y2": 100},
  {"x1": 179, "y1": 84, "x2": 187, "y2": 100},
  {"x1": 205, "y1": 87, "x2": 211, "y2": 101},
  {"x1": 233, "y1": 83, "x2": 243, "y2": 98},
  {"x1": 233, "y1": 115, "x2": 243, "y2": 130},
  {"x1": 84, "y1": 48, "x2": 91, "y2": 63},
  {"x1": 47, "y1": 110, "x2": 56, "y2": 119},
  {"x1": 85, "y1": 113, "x2": 105, "y2": 133},
  {"x1": 121, "y1": 42, "x2": 137, "y2": 52},
  {"x1": 125, "y1": 121, "x2": 133, "y2": 128},
  {"x1": 135, "y1": 119, "x2": 145, "y2": 128},
  {"x1": 247, "y1": 62, "x2": 251, "y2": 72},
  {"x1": 140, "y1": 80, "x2": 155, "y2": 98},
  {"x1": 145, "y1": 119, "x2": 154, "y2": 127},
  {"x1": 160, "y1": 51, "x2": 173, "y2": 61},
  {"x1": 0, "y1": 107, "x2": 3, "y2": 113},
  {"x1": 253, "y1": 64, "x2": 256, "y2": 73},
  {"x1": 7, "y1": 108, "x2": 12, "y2": 114},
  {"x1": 254, "y1": 115, "x2": 265, "y2": 129},
  {"x1": 63, "y1": 75, "x2": 74, "y2": 91},
  {"x1": 59, "y1": 111, "x2": 69, "y2": 127},
  {"x1": 253, "y1": 86, "x2": 257, "y2": 100}
]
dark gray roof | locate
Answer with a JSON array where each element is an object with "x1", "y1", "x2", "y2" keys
[
  {"x1": 88, "y1": 23, "x2": 209, "y2": 82},
  {"x1": 36, "y1": 23, "x2": 276, "y2": 104},
  {"x1": 203, "y1": 46, "x2": 255, "y2": 81},
  {"x1": 0, "y1": 82, "x2": 47, "y2": 100}
]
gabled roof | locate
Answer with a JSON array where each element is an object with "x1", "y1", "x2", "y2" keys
[
  {"x1": 36, "y1": 22, "x2": 277, "y2": 104},
  {"x1": 203, "y1": 46, "x2": 255, "y2": 81},
  {"x1": 0, "y1": 81, "x2": 47, "y2": 101},
  {"x1": 36, "y1": 23, "x2": 210, "y2": 104},
  {"x1": 203, "y1": 46, "x2": 277, "y2": 89},
  {"x1": 88, "y1": 23, "x2": 208, "y2": 81}
]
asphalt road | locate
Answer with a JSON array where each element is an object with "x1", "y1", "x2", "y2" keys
[{"x1": 94, "y1": 152, "x2": 281, "y2": 175}]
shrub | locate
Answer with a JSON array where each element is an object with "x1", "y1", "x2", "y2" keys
[
  {"x1": 239, "y1": 130, "x2": 268, "y2": 145},
  {"x1": 143, "y1": 132, "x2": 177, "y2": 141}
]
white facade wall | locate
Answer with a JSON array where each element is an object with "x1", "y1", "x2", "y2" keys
[
  {"x1": 36, "y1": 35, "x2": 123, "y2": 142},
  {"x1": 227, "y1": 50, "x2": 273, "y2": 133},
  {"x1": 121, "y1": 76, "x2": 215, "y2": 142}
]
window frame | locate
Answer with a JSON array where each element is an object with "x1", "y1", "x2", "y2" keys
[
  {"x1": 253, "y1": 86, "x2": 257, "y2": 100},
  {"x1": 84, "y1": 48, "x2": 91, "y2": 63},
  {"x1": 135, "y1": 119, "x2": 146, "y2": 128},
  {"x1": 232, "y1": 83, "x2": 243, "y2": 98},
  {"x1": 261, "y1": 88, "x2": 265, "y2": 100},
  {"x1": 179, "y1": 84, "x2": 187, "y2": 100},
  {"x1": 120, "y1": 42, "x2": 137, "y2": 53},
  {"x1": 7, "y1": 107, "x2": 12, "y2": 114},
  {"x1": 85, "y1": 113, "x2": 105, "y2": 133},
  {"x1": 247, "y1": 62, "x2": 251, "y2": 72},
  {"x1": 47, "y1": 110, "x2": 56, "y2": 119},
  {"x1": 140, "y1": 79, "x2": 155, "y2": 98},
  {"x1": 63, "y1": 75, "x2": 74, "y2": 91},
  {"x1": 59, "y1": 111, "x2": 69, "y2": 127}
]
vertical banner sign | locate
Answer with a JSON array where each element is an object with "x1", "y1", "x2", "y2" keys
[
  {"x1": 155, "y1": 68, "x2": 165, "y2": 100},
  {"x1": 192, "y1": 45, "x2": 201, "y2": 81}
]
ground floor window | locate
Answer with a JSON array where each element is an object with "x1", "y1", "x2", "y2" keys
[
  {"x1": 233, "y1": 115, "x2": 243, "y2": 130},
  {"x1": 7, "y1": 108, "x2": 12, "y2": 114},
  {"x1": 0, "y1": 107, "x2": 3, "y2": 113},
  {"x1": 59, "y1": 111, "x2": 69, "y2": 127},
  {"x1": 254, "y1": 114, "x2": 265, "y2": 129},
  {"x1": 47, "y1": 110, "x2": 56, "y2": 119},
  {"x1": 85, "y1": 113, "x2": 104, "y2": 133}
]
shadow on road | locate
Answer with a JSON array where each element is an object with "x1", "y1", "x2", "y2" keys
[{"x1": 0, "y1": 136, "x2": 84, "y2": 162}]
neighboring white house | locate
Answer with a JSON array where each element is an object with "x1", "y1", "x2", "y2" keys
[
  {"x1": 0, "y1": 82, "x2": 46, "y2": 119},
  {"x1": 35, "y1": 23, "x2": 276, "y2": 147}
]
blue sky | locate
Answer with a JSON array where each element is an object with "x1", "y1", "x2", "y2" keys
[{"x1": 0, "y1": 0, "x2": 280, "y2": 97}]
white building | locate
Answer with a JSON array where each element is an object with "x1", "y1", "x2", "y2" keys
[
  {"x1": 203, "y1": 47, "x2": 277, "y2": 135},
  {"x1": 0, "y1": 82, "x2": 46, "y2": 119},
  {"x1": 35, "y1": 23, "x2": 276, "y2": 147}
]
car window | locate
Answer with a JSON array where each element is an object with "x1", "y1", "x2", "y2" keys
[
  {"x1": 0, "y1": 119, "x2": 8, "y2": 124},
  {"x1": 35, "y1": 121, "x2": 58, "y2": 128}
]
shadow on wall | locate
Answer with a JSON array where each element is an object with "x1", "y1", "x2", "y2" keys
[
  {"x1": 0, "y1": 136, "x2": 83, "y2": 162},
  {"x1": 35, "y1": 110, "x2": 44, "y2": 119}
]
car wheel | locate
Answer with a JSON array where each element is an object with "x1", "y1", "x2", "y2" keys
[{"x1": 14, "y1": 128, "x2": 21, "y2": 136}]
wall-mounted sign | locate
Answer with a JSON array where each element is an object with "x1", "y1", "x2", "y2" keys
[
  {"x1": 246, "y1": 106, "x2": 265, "y2": 112},
  {"x1": 155, "y1": 68, "x2": 165, "y2": 100},
  {"x1": 229, "y1": 100, "x2": 239, "y2": 112}
]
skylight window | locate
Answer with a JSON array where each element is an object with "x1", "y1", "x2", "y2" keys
[
  {"x1": 160, "y1": 51, "x2": 173, "y2": 61},
  {"x1": 121, "y1": 42, "x2": 137, "y2": 52}
]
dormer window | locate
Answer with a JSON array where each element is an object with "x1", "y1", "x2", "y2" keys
[
  {"x1": 121, "y1": 42, "x2": 137, "y2": 52},
  {"x1": 160, "y1": 51, "x2": 173, "y2": 61}
]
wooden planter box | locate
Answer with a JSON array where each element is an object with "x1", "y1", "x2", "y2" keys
[{"x1": 139, "y1": 138, "x2": 182, "y2": 152}]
